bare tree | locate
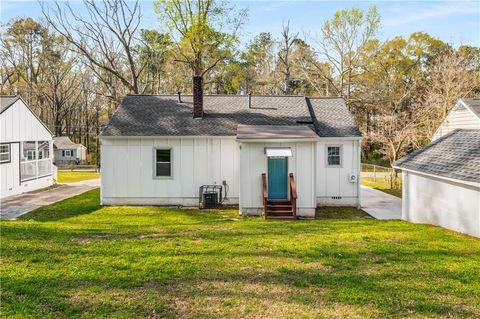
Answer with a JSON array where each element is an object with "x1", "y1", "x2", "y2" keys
[
  {"x1": 155, "y1": 0, "x2": 246, "y2": 78},
  {"x1": 422, "y1": 50, "x2": 480, "y2": 136},
  {"x1": 0, "y1": 18, "x2": 52, "y2": 104},
  {"x1": 315, "y1": 6, "x2": 380, "y2": 106},
  {"x1": 277, "y1": 21, "x2": 298, "y2": 94},
  {"x1": 41, "y1": 0, "x2": 149, "y2": 94}
]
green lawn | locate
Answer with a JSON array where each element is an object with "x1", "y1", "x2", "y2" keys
[
  {"x1": 57, "y1": 171, "x2": 100, "y2": 183},
  {"x1": 362, "y1": 176, "x2": 402, "y2": 198},
  {"x1": 2, "y1": 189, "x2": 479, "y2": 318}
]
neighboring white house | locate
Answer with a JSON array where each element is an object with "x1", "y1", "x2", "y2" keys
[
  {"x1": 99, "y1": 78, "x2": 362, "y2": 219},
  {"x1": 393, "y1": 129, "x2": 480, "y2": 237},
  {"x1": 53, "y1": 136, "x2": 88, "y2": 165},
  {"x1": 0, "y1": 95, "x2": 56, "y2": 199},
  {"x1": 432, "y1": 98, "x2": 480, "y2": 140}
]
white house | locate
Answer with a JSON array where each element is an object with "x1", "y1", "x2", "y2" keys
[
  {"x1": 393, "y1": 129, "x2": 480, "y2": 237},
  {"x1": 99, "y1": 77, "x2": 362, "y2": 219},
  {"x1": 0, "y1": 95, "x2": 56, "y2": 199},
  {"x1": 432, "y1": 98, "x2": 480, "y2": 140},
  {"x1": 53, "y1": 136, "x2": 88, "y2": 165}
]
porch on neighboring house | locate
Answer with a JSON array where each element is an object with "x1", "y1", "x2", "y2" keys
[{"x1": 20, "y1": 140, "x2": 54, "y2": 182}]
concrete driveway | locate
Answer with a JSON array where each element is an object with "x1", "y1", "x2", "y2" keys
[
  {"x1": 0, "y1": 179, "x2": 100, "y2": 220},
  {"x1": 361, "y1": 185, "x2": 402, "y2": 220}
]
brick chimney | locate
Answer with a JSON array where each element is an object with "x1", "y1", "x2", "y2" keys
[{"x1": 193, "y1": 76, "x2": 203, "y2": 118}]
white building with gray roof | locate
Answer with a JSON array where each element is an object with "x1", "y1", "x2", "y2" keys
[
  {"x1": 433, "y1": 98, "x2": 480, "y2": 140},
  {"x1": 394, "y1": 129, "x2": 480, "y2": 237},
  {"x1": 53, "y1": 136, "x2": 88, "y2": 165},
  {"x1": 0, "y1": 95, "x2": 56, "y2": 199},
  {"x1": 100, "y1": 79, "x2": 362, "y2": 219}
]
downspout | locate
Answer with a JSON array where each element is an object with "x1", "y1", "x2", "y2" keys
[{"x1": 357, "y1": 139, "x2": 362, "y2": 209}]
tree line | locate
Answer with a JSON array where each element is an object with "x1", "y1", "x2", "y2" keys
[{"x1": 1, "y1": 0, "x2": 479, "y2": 165}]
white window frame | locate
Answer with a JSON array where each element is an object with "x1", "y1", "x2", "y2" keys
[
  {"x1": 0, "y1": 144, "x2": 10, "y2": 164},
  {"x1": 63, "y1": 150, "x2": 73, "y2": 157},
  {"x1": 26, "y1": 149, "x2": 36, "y2": 161},
  {"x1": 37, "y1": 141, "x2": 51, "y2": 160},
  {"x1": 326, "y1": 145, "x2": 342, "y2": 167},
  {"x1": 153, "y1": 147, "x2": 173, "y2": 179}
]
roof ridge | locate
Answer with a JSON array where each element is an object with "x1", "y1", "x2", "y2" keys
[
  {"x1": 125, "y1": 94, "x2": 311, "y2": 98},
  {"x1": 307, "y1": 96, "x2": 343, "y2": 99}
]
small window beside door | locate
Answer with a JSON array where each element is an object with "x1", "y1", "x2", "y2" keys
[
  {"x1": 155, "y1": 149, "x2": 172, "y2": 177},
  {"x1": 326, "y1": 146, "x2": 342, "y2": 167}
]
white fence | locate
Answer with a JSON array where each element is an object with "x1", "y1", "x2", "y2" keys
[
  {"x1": 361, "y1": 163, "x2": 402, "y2": 190},
  {"x1": 361, "y1": 163, "x2": 400, "y2": 179}
]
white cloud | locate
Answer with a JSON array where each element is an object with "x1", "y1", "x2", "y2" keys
[{"x1": 384, "y1": 1, "x2": 479, "y2": 27}]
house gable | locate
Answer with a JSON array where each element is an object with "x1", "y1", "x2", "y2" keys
[
  {"x1": 433, "y1": 98, "x2": 480, "y2": 140},
  {"x1": 0, "y1": 97, "x2": 53, "y2": 143}
]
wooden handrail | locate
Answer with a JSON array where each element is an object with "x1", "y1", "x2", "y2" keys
[
  {"x1": 289, "y1": 173, "x2": 297, "y2": 218},
  {"x1": 262, "y1": 173, "x2": 268, "y2": 216}
]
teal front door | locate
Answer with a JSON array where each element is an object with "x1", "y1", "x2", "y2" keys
[{"x1": 268, "y1": 157, "x2": 288, "y2": 200}]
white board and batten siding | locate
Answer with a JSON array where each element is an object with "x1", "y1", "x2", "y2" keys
[
  {"x1": 433, "y1": 102, "x2": 480, "y2": 140},
  {"x1": 316, "y1": 139, "x2": 361, "y2": 206},
  {"x1": 101, "y1": 137, "x2": 240, "y2": 206},
  {"x1": 1, "y1": 99, "x2": 52, "y2": 142},
  {"x1": 402, "y1": 171, "x2": 480, "y2": 238},
  {"x1": 239, "y1": 141, "x2": 316, "y2": 217},
  {"x1": 101, "y1": 136, "x2": 361, "y2": 216},
  {"x1": 0, "y1": 99, "x2": 55, "y2": 198}
]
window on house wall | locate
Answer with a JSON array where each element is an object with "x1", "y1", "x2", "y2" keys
[
  {"x1": 155, "y1": 149, "x2": 172, "y2": 177},
  {"x1": 38, "y1": 141, "x2": 50, "y2": 160},
  {"x1": 0, "y1": 144, "x2": 10, "y2": 163},
  {"x1": 63, "y1": 150, "x2": 73, "y2": 157},
  {"x1": 23, "y1": 141, "x2": 36, "y2": 161},
  {"x1": 327, "y1": 146, "x2": 342, "y2": 166}
]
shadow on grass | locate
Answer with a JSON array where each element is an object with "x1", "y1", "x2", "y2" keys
[
  {"x1": 316, "y1": 206, "x2": 372, "y2": 219},
  {"x1": 3, "y1": 191, "x2": 479, "y2": 318},
  {"x1": 18, "y1": 188, "x2": 102, "y2": 222},
  {"x1": 1, "y1": 248, "x2": 478, "y2": 318}
]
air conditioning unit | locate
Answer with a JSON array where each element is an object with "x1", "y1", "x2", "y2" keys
[
  {"x1": 348, "y1": 173, "x2": 358, "y2": 183},
  {"x1": 199, "y1": 185, "x2": 223, "y2": 209}
]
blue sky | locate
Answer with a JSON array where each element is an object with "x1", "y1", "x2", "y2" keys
[{"x1": 1, "y1": 0, "x2": 479, "y2": 47}]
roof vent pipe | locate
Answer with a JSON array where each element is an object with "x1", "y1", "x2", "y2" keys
[
  {"x1": 248, "y1": 92, "x2": 252, "y2": 109},
  {"x1": 193, "y1": 76, "x2": 203, "y2": 118},
  {"x1": 177, "y1": 91, "x2": 182, "y2": 103}
]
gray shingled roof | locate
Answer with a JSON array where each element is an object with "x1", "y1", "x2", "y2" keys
[
  {"x1": 394, "y1": 129, "x2": 480, "y2": 184},
  {"x1": 461, "y1": 98, "x2": 480, "y2": 119},
  {"x1": 308, "y1": 98, "x2": 362, "y2": 137},
  {"x1": 0, "y1": 95, "x2": 20, "y2": 114},
  {"x1": 100, "y1": 94, "x2": 361, "y2": 138},
  {"x1": 53, "y1": 136, "x2": 85, "y2": 150}
]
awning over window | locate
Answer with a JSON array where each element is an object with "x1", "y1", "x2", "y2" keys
[{"x1": 265, "y1": 148, "x2": 292, "y2": 157}]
